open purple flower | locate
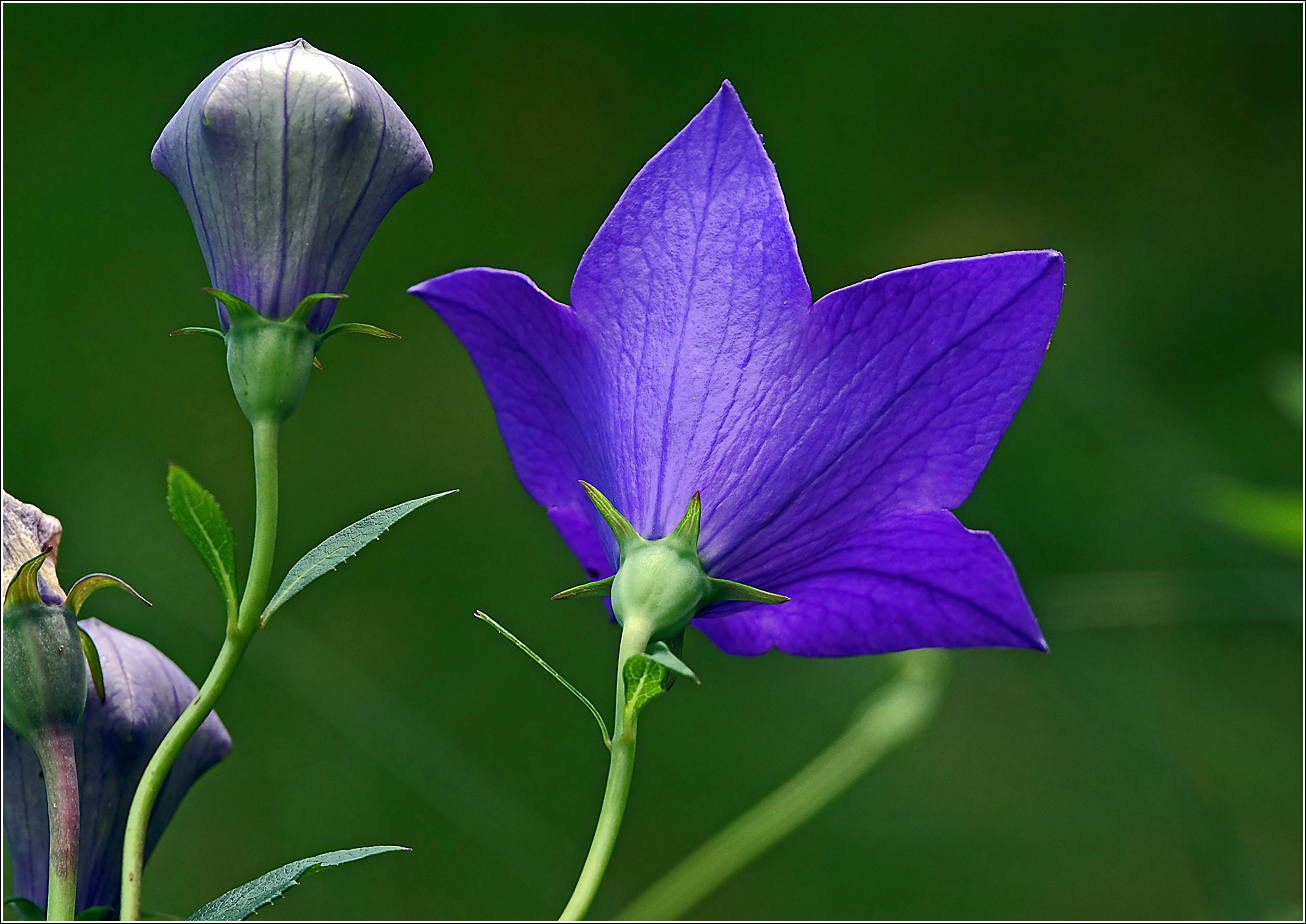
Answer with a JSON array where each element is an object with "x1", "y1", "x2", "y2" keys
[
  {"x1": 152, "y1": 38, "x2": 432, "y2": 333},
  {"x1": 2, "y1": 493, "x2": 232, "y2": 915},
  {"x1": 412, "y1": 82, "x2": 1062, "y2": 657}
]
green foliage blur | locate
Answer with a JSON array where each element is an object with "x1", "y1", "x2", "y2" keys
[{"x1": 2, "y1": 4, "x2": 1300, "y2": 920}]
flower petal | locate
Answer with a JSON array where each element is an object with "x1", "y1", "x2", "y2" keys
[
  {"x1": 152, "y1": 39, "x2": 432, "y2": 330},
  {"x1": 695, "y1": 509, "x2": 1044, "y2": 656},
  {"x1": 2, "y1": 618, "x2": 232, "y2": 913},
  {"x1": 409, "y1": 268, "x2": 612, "y2": 579},
  {"x1": 3, "y1": 490, "x2": 67, "y2": 605},
  {"x1": 569, "y1": 81, "x2": 812, "y2": 543},
  {"x1": 701, "y1": 251, "x2": 1063, "y2": 581}
]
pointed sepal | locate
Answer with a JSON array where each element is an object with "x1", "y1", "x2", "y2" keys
[
  {"x1": 322, "y1": 322, "x2": 401, "y2": 340},
  {"x1": 4, "y1": 552, "x2": 49, "y2": 609},
  {"x1": 669, "y1": 492, "x2": 701, "y2": 548},
  {"x1": 709, "y1": 577, "x2": 789, "y2": 606},
  {"x1": 579, "y1": 481, "x2": 642, "y2": 551},
  {"x1": 313, "y1": 356, "x2": 324, "y2": 370},
  {"x1": 170, "y1": 327, "x2": 226, "y2": 339},
  {"x1": 65, "y1": 573, "x2": 151, "y2": 615},
  {"x1": 79, "y1": 627, "x2": 106, "y2": 702},
  {"x1": 552, "y1": 576, "x2": 614, "y2": 601},
  {"x1": 289, "y1": 292, "x2": 348, "y2": 326},
  {"x1": 203, "y1": 287, "x2": 258, "y2": 320}
]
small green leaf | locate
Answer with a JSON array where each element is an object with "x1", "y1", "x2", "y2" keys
[
  {"x1": 3, "y1": 896, "x2": 44, "y2": 920},
  {"x1": 261, "y1": 491, "x2": 457, "y2": 626},
  {"x1": 79, "y1": 627, "x2": 105, "y2": 702},
  {"x1": 645, "y1": 641, "x2": 699, "y2": 685},
  {"x1": 622, "y1": 654, "x2": 667, "y2": 725},
  {"x1": 474, "y1": 610, "x2": 611, "y2": 748},
  {"x1": 167, "y1": 465, "x2": 238, "y2": 622},
  {"x1": 170, "y1": 327, "x2": 225, "y2": 340},
  {"x1": 186, "y1": 846, "x2": 407, "y2": 921},
  {"x1": 4, "y1": 552, "x2": 49, "y2": 609},
  {"x1": 323, "y1": 322, "x2": 401, "y2": 340},
  {"x1": 551, "y1": 575, "x2": 614, "y2": 600},
  {"x1": 74, "y1": 906, "x2": 112, "y2": 920}
]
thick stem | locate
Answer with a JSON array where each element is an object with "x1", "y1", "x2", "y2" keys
[
  {"x1": 35, "y1": 729, "x2": 80, "y2": 921},
  {"x1": 119, "y1": 418, "x2": 280, "y2": 921},
  {"x1": 617, "y1": 649, "x2": 950, "y2": 921},
  {"x1": 559, "y1": 621, "x2": 653, "y2": 921}
]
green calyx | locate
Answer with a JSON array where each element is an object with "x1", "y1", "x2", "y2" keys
[
  {"x1": 200, "y1": 289, "x2": 401, "y2": 426},
  {"x1": 554, "y1": 482, "x2": 788, "y2": 644},
  {"x1": 2, "y1": 554, "x2": 149, "y2": 737}
]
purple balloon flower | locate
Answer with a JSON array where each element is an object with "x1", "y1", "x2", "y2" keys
[
  {"x1": 2, "y1": 493, "x2": 232, "y2": 915},
  {"x1": 412, "y1": 83, "x2": 1063, "y2": 657},
  {"x1": 152, "y1": 38, "x2": 432, "y2": 333}
]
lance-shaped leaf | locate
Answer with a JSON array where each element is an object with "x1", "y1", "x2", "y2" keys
[
  {"x1": 645, "y1": 641, "x2": 699, "y2": 685},
  {"x1": 186, "y1": 846, "x2": 408, "y2": 921},
  {"x1": 474, "y1": 610, "x2": 610, "y2": 749},
  {"x1": 622, "y1": 655, "x2": 668, "y2": 726},
  {"x1": 261, "y1": 491, "x2": 457, "y2": 626},
  {"x1": 166, "y1": 465, "x2": 238, "y2": 621}
]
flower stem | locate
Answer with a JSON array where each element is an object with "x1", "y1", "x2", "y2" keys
[
  {"x1": 617, "y1": 649, "x2": 951, "y2": 921},
  {"x1": 119, "y1": 418, "x2": 280, "y2": 921},
  {"x1": 35, "y1": 729, "x2": 80, "y2": 921},
  {"x1": 559, "y1": 621, "x2": 653, "y2": 921}
]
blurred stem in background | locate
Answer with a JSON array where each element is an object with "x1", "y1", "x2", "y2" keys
[
  {"x1": 119, "y1": 419, "x2": 281, "y2": 921},
  {"x1": 620, "y1": 649, "x2": 951, "y2": 921}
]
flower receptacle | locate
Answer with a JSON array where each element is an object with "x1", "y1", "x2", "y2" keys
[
  {"x1": 217, "y1": 290, "x2": 324, "y2": 426},
  {"x1": 559, "y1": 484, "x2": 786, "y2": 646}
]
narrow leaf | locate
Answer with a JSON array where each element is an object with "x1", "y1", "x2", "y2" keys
[
  {"x1": 475, "y1": 610, "x2": 611, "y2": 748},
  {"x1": 3, "y1": 896, "x2": 44, "y2": 920},
  {"x1": 646, "y1": 641, "x2": 699, "y2": 684},
  {"x1": 622, "y1": 654, "x2": 667, "y2": 725},
  {"x1": 167, "y1": 465, "x2": 238, "y2": 620},
  {"x1": 186, "y1": 846, "x2": 407, "y2": 921},
  {"x1": 79, "y1": 628, "x2": 105, "y2": 702},
  {"x1": 261, "y1": 491, "x2": 457, "y2": 626},
  {"x1": 551, "y1": 575, "x2": 614, "y2": 600}
]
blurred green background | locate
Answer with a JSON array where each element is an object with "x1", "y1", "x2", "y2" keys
[{"x1": 3, "y1": 4, "x2": 1301, "y2": 920}]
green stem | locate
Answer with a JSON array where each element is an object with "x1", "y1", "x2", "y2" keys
[
  {"x1": 35, "y1": 729, "x2": 79, "y2": 921},
  {"x1": 559, "y1": 621, "x2": 652, "y2": 921},
  {"x1": 618, "y1": 649, "x2": 951, "y2": 921},
  {"x1": 119, "y1": 418, "x2": 280, "y2": 921}
]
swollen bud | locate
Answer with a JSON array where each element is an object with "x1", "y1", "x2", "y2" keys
[
  {"x1": 2, "y1": 555, "x2": 88, "y2": 741},
  {"x1": 2, "y1": 553, "x2": 150, "y2": 742}
]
